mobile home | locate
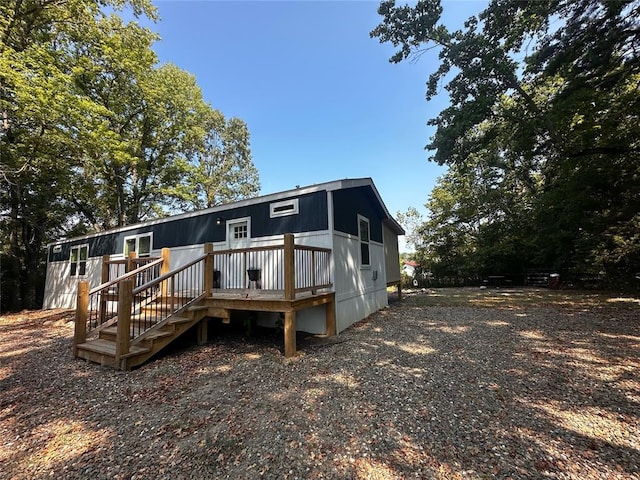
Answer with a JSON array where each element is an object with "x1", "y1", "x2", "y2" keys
[{"x1": 44, "y1": 178, "x2": 404, "y2": 367}]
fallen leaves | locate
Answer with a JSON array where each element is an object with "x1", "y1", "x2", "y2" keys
[{"x1": 0, "y1": 289, "x2": 638, "y2": 479}]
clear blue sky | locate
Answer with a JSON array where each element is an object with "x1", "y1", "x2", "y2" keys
[{"x1": 144, "y1": 0, "x2": 487, "y2": 251}]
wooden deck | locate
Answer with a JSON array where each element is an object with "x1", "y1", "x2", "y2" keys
[
  {"x1": 204, "y1": 289, "x2": 336, "y2": 358},
  {"x1": 73, "y1": 235, "x2": 336, "y2": 370}
]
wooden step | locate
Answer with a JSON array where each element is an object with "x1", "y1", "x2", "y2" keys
[
  {"x1": 140, "y1": 329, "x2": 174, "y2": 341},
  {"x1": 77, "y1": 339, "x2": 149, "y2": 358},
  {"x1": 75, "y1": 339, "x2": 151, "y2": 367},
  {"x1": 99, "y1": 321, "x2": 163, "y2": 341},
  {"x1": 187, "y1": 305, "x2": 208, "y2": 313},
  {"x1": 130, "y1": 314, "x2": 163, "y2": 325},
  {"x1": 166, "y1": 316, "x2": 192, "y2": 325},
  {"x1": 141, "y1": 304, "x2": 174, "y2": 314}
]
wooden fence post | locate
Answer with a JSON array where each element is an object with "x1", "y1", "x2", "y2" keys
[
  {"x1": 284, "y1": 233, "x2": 295, "y2": 301},
  {"x1": 115, "y1": 279, "x2": 133, "y2": 369},
  {"x1": 73, "y1": 281, "x2": 89, "y2": 356},
  {"x1": 101, "y1": 255, "x2": 110, "y2": 283},
  {"x1": 98, "y1": 255, "x2": 111, "y2": 324},
  {"x1": 203, "y1": 243, "x2": 214, "y2": 294},
  {"x1": 160, "y1": 247, "x2": 170, "y2": 299},
  {"x1": 126, "y1": 251, "x2": 137, "y2": 273}
]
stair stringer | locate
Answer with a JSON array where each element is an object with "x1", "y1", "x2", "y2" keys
[{"x1": 122, "y1": 297, "x2": 209, "y2": 369}]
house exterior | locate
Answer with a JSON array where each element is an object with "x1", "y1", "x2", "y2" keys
[{"x1": 44, "y1": 178, "x2": 404, "y2": 334}]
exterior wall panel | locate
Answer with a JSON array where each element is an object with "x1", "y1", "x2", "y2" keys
[
  {"x1": 331, "y1": 232, "x2": 387, "y2": 332},
  {"x1": 332, "y1": 187, "x2": 383, "y2": 243},
  {"x1": 383, "y1": 223, "x2": 401, "y2": 284},
  {"x1": 47, "y1": 191, "x2": 328, "y2": 262}
]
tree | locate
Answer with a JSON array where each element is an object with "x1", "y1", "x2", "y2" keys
[
  {"x1": 1, "y1": 0, "x2": 260, "y2": 311},
  {"x1": 0, "y1": 0, "x2": 158, "y2": 309},
  {"x1": 71, "y1": 57, "x2": 211, "y2": 229},
  {"x1": 189, "y1": 110, "x2": 260, "y2": 209},
  {"x1": 372, "y1": 0, "x2": 640, "y2": 286}
]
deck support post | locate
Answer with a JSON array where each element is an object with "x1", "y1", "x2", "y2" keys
[
  {"x1": 197, "y1": 319, "x2": 208, "y2": 346},
  {"x1": 73, "y1": 281, "x2": 89, "y2": 357},
  {"x1": 101, "y1": 255, "x2": 110, "y2": 283},
  {"x1": 203, "y1": 243, "x2": 214, "y2": 294},
  {"x1": 284, "y1": 233, "x2": 295, "y2": 301},
  {"x1": 397, "y1": 282, "x2": 402, "y2": 301},
  {"x1": 325, "y1": 298, "x2": 336, "y2": 337},
  {"x1": 115, "y1": 279, "x2": 133, "y2": 369},
  {"x1": 284, "y1": 310, "x2": 296, "y2": 357}
]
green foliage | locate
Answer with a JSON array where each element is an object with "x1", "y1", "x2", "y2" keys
[
  {"x1": 373, "y1": 0, "x2": 640, "y2": 288},
  {"x1": 1, "y1": 0, "x2": 260, "y2": 310},
  {"x1": 189, "y1": 110, "x2": 260, "y2": 209}
]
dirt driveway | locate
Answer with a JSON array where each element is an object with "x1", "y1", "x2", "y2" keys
[{"x1": 1, "y1": 288, "x2": 638, "y2": 479}]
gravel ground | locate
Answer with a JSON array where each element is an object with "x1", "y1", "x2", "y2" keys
[{"x1": 0, "y1": 288, "x2": 638, "y2": 479}]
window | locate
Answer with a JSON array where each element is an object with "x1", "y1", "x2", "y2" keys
[
  {"x1": 70, "y1": 245, "x2": 88, "y2": 277},
  {"x1": 359, "y1": 216, "x2": 370, "y2": 267},
  {"x1": 123, "y1": 233, "x2": 152, "y2": 257},
  {"x1": 270, "y1": 198, "x2": 299, "y2": 218},
  {"x1": 233, "y1": 224, "x2": 247, "y2": 239}
]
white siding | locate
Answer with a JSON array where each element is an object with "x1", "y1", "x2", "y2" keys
[
  {"x1": 331, "y1": 231, "x2": 388, "y2": 333},
  {"x1": 43, "y1": 257, "x2": 103, "y2": 309}
]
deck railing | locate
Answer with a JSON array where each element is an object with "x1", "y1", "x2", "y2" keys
[
  {"x1": 207, "y1": 235, "x2": 332, "y2": 298},
  {"x1": 74, "y1": 234, "x2": 333, "y2": 358},
  {"x1": 293, "y1": 244, "x2": 332, "y2": 294},
  {"x1": 129, "y1": 254, "x2": 207, "y2": 338},
  {"x1": 73, "y1": 253, "x2": 167, "y2": 355},
  {"x1": 102, "y1": 254, "x2": 161, "y2": 284}
]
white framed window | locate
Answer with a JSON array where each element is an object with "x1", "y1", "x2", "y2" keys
[
  {"x1": 358, "y1": 215, "x2": 370, "y2": 267},
  {"x1": 123, "y1": 233, "x2": 153, "y2": 257},
  {"x1": 70, "y1": 244, "x2": 89, "y2": 277},
  {"x1": 270, "y1": 198, "x2": 299, "y2": 218}
]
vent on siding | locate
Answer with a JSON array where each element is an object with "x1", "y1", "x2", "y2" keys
[{"x1": 270, "y1": 198, "x2": 299, "y2": 218}]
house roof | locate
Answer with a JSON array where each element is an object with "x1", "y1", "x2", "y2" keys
[{"x1": 48, "y1": 177, "x2": 404, "y2": 245}]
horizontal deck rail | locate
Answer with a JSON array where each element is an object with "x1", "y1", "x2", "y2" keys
[{"x1": 103, "y1": 256, "x2": 160, "y2": 283}]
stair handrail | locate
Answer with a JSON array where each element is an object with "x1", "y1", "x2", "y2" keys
[
  {"x1": 132, "y1": 254, "x2": 207, "y2": 295},
  {"x1": 127, "y1": 253, "x2": 209, "y2": 340},
  {"x1": 74, "y1": 256, "x2": 166, "y2": 350},
  {"x1": 89, "y1": 257, "x2": 164, "y2": 295}
]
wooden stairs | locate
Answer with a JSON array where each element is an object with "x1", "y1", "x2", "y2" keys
[{"x1": 75, "y1": 297, "x2": 219, "y2": 370}]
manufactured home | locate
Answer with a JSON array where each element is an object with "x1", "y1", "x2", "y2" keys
[{"x1": 44, "y1": 178, "x2": 404, "y2": 368}]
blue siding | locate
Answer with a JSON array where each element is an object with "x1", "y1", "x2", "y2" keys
[
  {"x1": 48, "y1": 191, "x2": 328, "y2": 262},
  {"x1": 332, "y1": 187, "x2": 384, "y2": 243}
]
